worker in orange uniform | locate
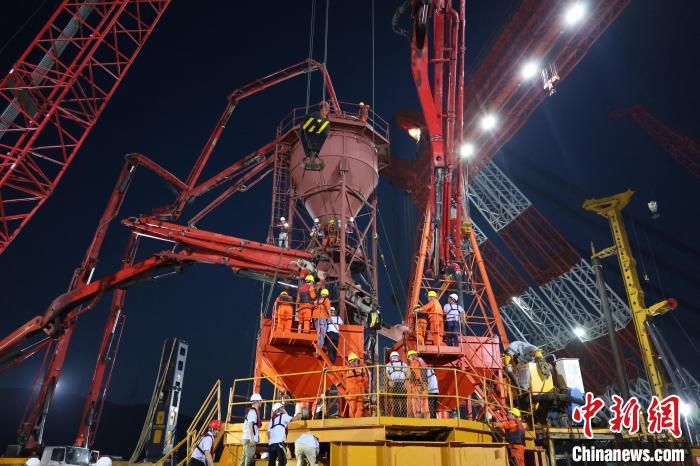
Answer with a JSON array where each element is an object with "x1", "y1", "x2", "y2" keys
[
  {"x1": 417, "y1": 291, "x2": 443, "y2": 346},
  {"x1": 358, "y1": 102, "x2": 369, "y2": 123},
  {"x1": 406, "y1": 350, "x2": 429, "y2": 418},
  {"x1": 491, "y1": 408, "x2": 526, "y2": 466},
  {"x1": 410, "y1": 304, "x2": 429, "y2": 345},
  {"x1": 296, "y1": 275, "x2": 316, "y2": 333},
  {"x1": 323, "y1": 219, "x2": 338, "y2": 248},
  {"x1": 313, "y1": 288, "x2": 331, "y2": 348},
  {"x1": 274, "y1": 291, "x2": 294, "y2": 332},
  {"x1": 343, "y1": 353, "x2": 367, "y2": 418}
]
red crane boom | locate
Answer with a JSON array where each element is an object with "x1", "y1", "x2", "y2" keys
[{"x1": 0, "y1": 0, "x2": 171, "y2": 255}]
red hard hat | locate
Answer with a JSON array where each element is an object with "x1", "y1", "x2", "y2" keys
[{"x1": 209, "y1": 419, "x2": 222, "y2": 430}]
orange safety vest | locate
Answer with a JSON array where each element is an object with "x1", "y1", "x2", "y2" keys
[
  {"x1": 313, "y1": 296, "x2": 331, "y2": 319},
  {"x1": 345, "y1": 366, "x2": 367, "y2": 394}
]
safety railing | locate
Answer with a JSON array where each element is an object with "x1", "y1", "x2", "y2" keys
[
  {"x1": 227, "y1": 365, "x2": 534, "y2": 432},
  {"x1": 156, "y1": 379, "x2": 221, "y2": 466},
  {"x1": 277, "y1": 101, "x2": 390, "y2": 142}
]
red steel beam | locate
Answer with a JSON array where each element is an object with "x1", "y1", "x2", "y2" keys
[{"x1": 0, "y1": 0, "x2": 171, "y2": 254}]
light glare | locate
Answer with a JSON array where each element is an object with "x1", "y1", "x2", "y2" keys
[
  {"x1": 573, "y1": 326, "x2": 586, "y2": 338},
  {"x1": 564, "y1": 2, "x2": 586, "y2": 25},
  {"x1": 480, "y1": 114, "x2": 497, "y2": 131},
  {"x1": 459, "y1": 143, "x2": 475, "y2": 159},
  {"x1": 680, "y1": 401, "x2": 693, "y2": 417},
  {"x1": 408, "y1": 127, "x2": 421, "y2": 142},
  {"x1": 521, "y1": 60, "x2": 540, "y2": 80}
]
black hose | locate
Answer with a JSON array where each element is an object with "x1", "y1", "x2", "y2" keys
[{"x1": 392, "y1": 0, "x2": 409, "y2": 37}]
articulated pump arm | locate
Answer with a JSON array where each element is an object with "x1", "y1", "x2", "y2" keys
[{"x1": 0, "y1": 221, "x2": 313, "y2": 363}]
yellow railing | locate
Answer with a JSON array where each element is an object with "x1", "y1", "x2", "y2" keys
[
  {"x1": 156, "y1": 379, "x2": 221, "y2": 466},
  {"x1": 227, "y1": 365, "x2": 534, "y2": 430}
]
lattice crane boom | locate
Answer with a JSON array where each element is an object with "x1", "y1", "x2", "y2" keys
[
  {"x1": 0, "y1": 0, "x2": 171, "y2": 255},
  {"x1": 612, "y1": 105, "x2": 700, "y2": 179}
]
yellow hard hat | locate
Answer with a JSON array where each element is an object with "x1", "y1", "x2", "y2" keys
[
  {"x1": 347, "y1": 353, "x2": 360, "y2": 362},
  {"x1": 359, "y1": 102, "x2": 365, "y2": 106},
  {"x1": 534, "y1": 349, "x2": 543, "y2": 359},
  {"x1": 280, "y1": 291, "x2": 288, "y2": 295},
  {"x1": 320, "y1": 288, "x2": 329, "y2": 296},
  {"x1": 406, "y1": 350, "x2": 418, "y2": 358},
  {"x1": 305, "y1": 275, "x2": 315, "y2": 282},
  {"x1": 329, "y1": 219, "x2": 335, "y2": 224},
  {"x1": 509, "y1": 408, "x2": 521, "y2": 417},
  {"x1": 413, "y1": 304, "x2": 421, "y2": 309},
  {"x1": 427, "y1": 290, "x2": 437, "y2": 298}
]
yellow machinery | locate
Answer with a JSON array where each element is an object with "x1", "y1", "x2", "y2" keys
[{"x1": 583, "y1": 190, "x2": 676, "y2": 398}]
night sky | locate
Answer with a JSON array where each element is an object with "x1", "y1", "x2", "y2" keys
[{"x1": 1, "y1": 0, "x2": 699, "y2": 451}]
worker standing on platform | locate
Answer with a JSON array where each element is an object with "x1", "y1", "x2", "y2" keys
[
  {"x1": 411, "y1": 303, "x2": 429, "y2": 345},
  {"x1": 491, "y1": 408, "x2": 526, "y2": 466},
  {"x1": 277, "y1": 217, "x2": 289, "y2": 248},
  {"x1": 385, "y1": 351, "x2": 408, "y2": 417},
  {"x1": 324, "y1": 219, "x2": 338, "y2": 248},
  {"x1": 313, "y1": 289, "x2": 331, "y2": 349},
  {"x1": 309, "y1": 218, "x2": 323, "y2": 245},
  {"x1": 344, "y1": 353, "x2": 367, "y2": 418},
  {"x1": 296, "y1": 275, "x2": 316, "y2": 333},
  {"x1": 365, "y1": 305, "x2": 382, "y2": 361},
  {"x1": 358, "y1": 102, "x2": 369, "y2": 123},
  {"x1": 240, "y1": 394, "x2": 262, "y2": 466},
  {"x1": 267, "y1": 403, "x2": 298, "y2": 466},
  {"x1": 274, "y1": 291, "x2": 294, "y2": 332},
  {"x1": 326, "y1": 307, "x2": 343, "y2": 363},
  {"x1": 443, "y1": 293, "x2": 463, "y2": 346},
  {"x1": 189, "y1": 419, "x2": 221, "y2": 466},
  {"x1": 417, "y1": 291, "x2": 443, "y2": 345},
  {"x1": 406, "y1": 350, "x2": 429, "y2": 418}
]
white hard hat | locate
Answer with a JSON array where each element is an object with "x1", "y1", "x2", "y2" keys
[
  {"x1": 390, "y1": 351, "x2": 400, "y2": 359},
  {"x1": 284, "y1": 222, "x2": 289, "y2": 228},
  {"x1": 25, "y1": 459, "x2": 40, "y2": 466},
  {"x1": 280, "y1": 217, "x2": 285, "y2": 222},
  {"x1": 329, "y1": 306, "x2": 336, "y2": 312},
  {"x1": 96, "y1": 458, "x2": 112, "y2": 466},
  {"x1": 272, "y1": 402, "x2": 285, "y2": 412},
  {"x1": 314, "y1": 218, "x2": 319, "y2": 223},
  {"x1": 449, "y1": 293, "x2": 459, "y2": 301},
  {"x1": 250, "y1": 393, "x2": 262, "y2": 402}
]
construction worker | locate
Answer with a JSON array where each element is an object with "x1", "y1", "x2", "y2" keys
[
  {"x1": 344, "y1": 353, "x2": 367, "y2": 418},
  {"x1": 313, "y1": 289, "x2": 331, "y2": 349},
  {"x1": 189, "y1": 419, "x2": 221, "y2": 466},
  {"x1": 410, "y1": 303, "x2": 429, "y2": 345},
  {"x1": 277, "y1": 217, "x2": 289, "y2": 249},
  {"x1": 406, "y1": 350, "x2": 429, "y2": 418},
  {"x1": 443, "y1": 293, "x2": 463, "y2": 346},
  {"x1": 491, "y1": 408, "x2": 526, "y2": 466},
  {"x1": 385, "y1": 351, "x2": 408, "y2": 417},
  {"x1": 417, "y1": 291, "x2": 443, "y2": 345},
  {"x1": 358, "y1": 102, "x2": 369, "y2": 123},
  {"x1": 296, "y1": 275, "x2": 316, "y2": 333},
  {"x1": 267, "y1": 403, "x2": 299, "y2": 466},
  {"x1": 346, "y1": 217, "x2": 355, "y2": 236},
  {"x1": 323, "y1": 219, "x2": 338, "y2": 248},
  {"x1": 426, "y1": 363, "x2": 440, "y2": 418},
  {"x1": 240, "y1": 394, "x2": 263, "y2": 466},
  {"x1": 274, "y1": 291, "x2": 294, "y2": 333},
  {"x1": 309, "y1": 218, "x2": 323, "y2": 242},
  {"x1": 294, "y1": 433, "x2": 319, "y2": 466},
  {"x1": 326, "y1": 307, "x2": 343, "y2": 363},
  {"x1": 319, "y1": 100, "x2": 330, "y2": 119},
  {"x1": 365, "y1": 305, "x2": 382, "y2": 362},
  {"x1": 74, "y1": 433, "x2": 85, "y2": 447}
]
